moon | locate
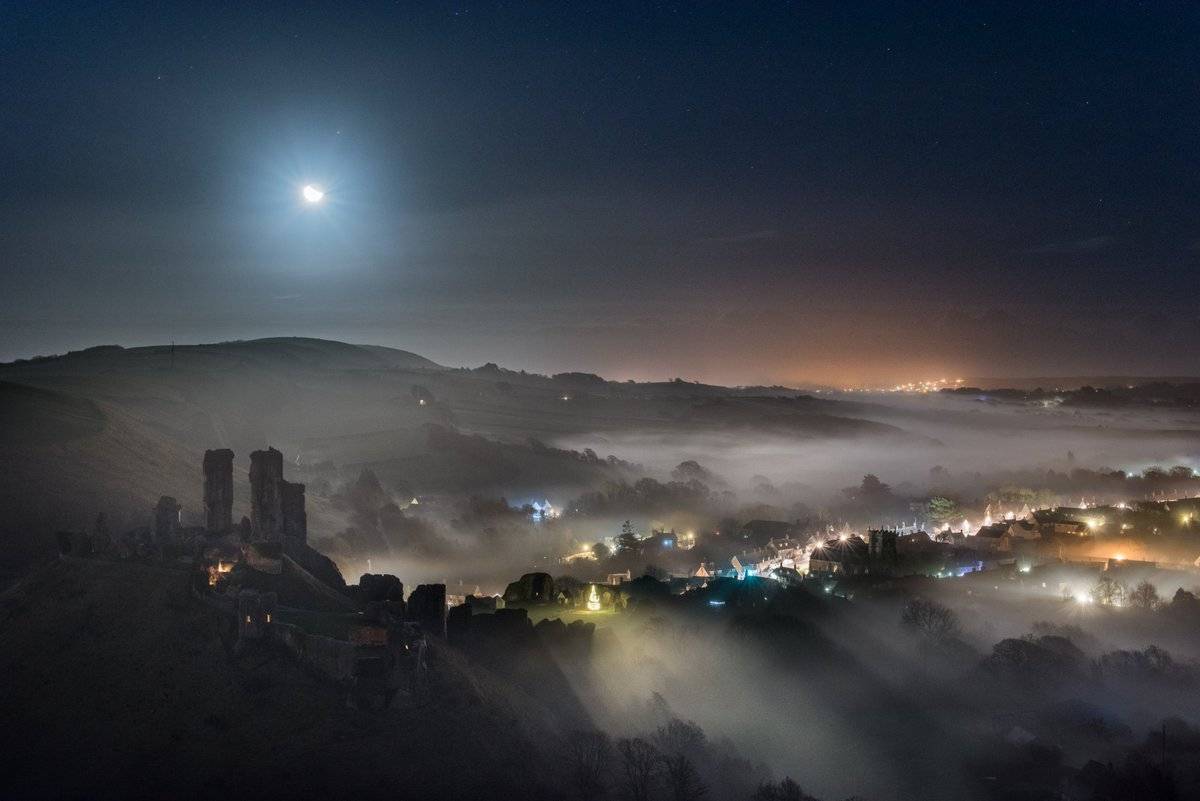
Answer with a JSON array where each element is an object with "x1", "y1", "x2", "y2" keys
[{"x1": 301, "y1": 184, "x2": 325, "y2": 203}]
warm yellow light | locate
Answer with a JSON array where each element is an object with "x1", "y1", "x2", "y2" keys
[{"x1": 301, "y1": 184, "x2": 325, "y2": 203}]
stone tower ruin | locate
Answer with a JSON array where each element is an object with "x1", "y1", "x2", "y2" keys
[
  {"x1": 249, "y1": 447, "x2": 285, "y2": 541},
  {"x1": 248, "y1": 446, "x2": 307, "y2": 549}
]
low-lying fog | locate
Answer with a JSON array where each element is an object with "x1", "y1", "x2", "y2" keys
[
  {"x1": 336, "y1": 393, "x2": 1200, "y2": 799},
  {"x1": 556, "y1": 393, "x2": 1200, "y2": 498}
]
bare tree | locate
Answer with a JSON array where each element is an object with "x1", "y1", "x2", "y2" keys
[
  {"x1": 1129, "y1": 580, "x2": 1160, "y2": 610},
  {"x1": 617, "y1": 737, "x2": 661, "y2": 801},
  {"x1": 900, "y1": 598, "x2": 961, "y2": 643},
  {"x1": 653, "y1": 718, "x2": 706, "y2": 757},
  {"x1": 750, "y1": 778, "x2": 820, "y2": 801},
  {"x1": 1091, "y1": 574, "x2": 1128, "y2": 606},
  {"x1": 661, "y1": 752, "x2": 707, "y2": 801},
  {"x1": 564, "y1": 730, "x2": 612, "y2": 800}
]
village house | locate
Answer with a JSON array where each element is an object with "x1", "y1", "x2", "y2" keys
[
  {"x1": 808, "y1": 536, "x2": 872, "y2": 576},
  {"x1": 738, "y1": 519, "x2": 797, "y2": 547}
]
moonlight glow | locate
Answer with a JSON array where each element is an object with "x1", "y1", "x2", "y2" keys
[{"x1": 301, "y1": 184, "x2": 325, "y2": 204}]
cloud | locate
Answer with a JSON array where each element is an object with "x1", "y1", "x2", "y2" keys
[{"x1": 1021, "y1": 236, "x2": 1114, "y2": 255}]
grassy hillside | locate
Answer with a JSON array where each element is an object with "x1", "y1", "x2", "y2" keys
[{"x1": 0, "y1": 337, "x2": 913, "y2": 576}]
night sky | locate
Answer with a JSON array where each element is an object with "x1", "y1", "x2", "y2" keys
[{"x1": 3, "y1": 2, "x2": 1199, "y2": 385}]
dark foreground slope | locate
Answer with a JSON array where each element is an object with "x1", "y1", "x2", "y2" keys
[{"x1": 0, "y1": 558, "x2": 571, "y2": 801}]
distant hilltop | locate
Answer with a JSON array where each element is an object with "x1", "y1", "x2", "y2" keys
[
  {"x1": 0, "y1": 336, "x2": 815, "y2": 395},
  {"x1": 1, "y1": 336, "x2": 445, "y2": 373},
  {"x1": 960, "y1": 375, "x2": 1200, "y2": 391}
]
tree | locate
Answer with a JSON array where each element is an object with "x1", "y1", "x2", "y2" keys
[
  {"x1": 563, "y1": 730, "x2": 612, "y2": 801},
  {"x1": 984, "y1": 636, "x2": 1084, "y2": 683},
  {"x1": 644, "y1": 564, "x2": 669, "y2": 582},
  {"x1": 1091, "y1": 574, "x2": 1128, "y2": 606},
  {"x1": 901, "y1": 598, "x2": 961, "y2": 643},
  {"x1": 592, "y1": 541, "x2": 611, "y2": 561},
  {"x1": 661, "y1": 753, "x2": 707, "y2": 801},
  {"x1": 1129, "y1": 580, "x2": 1160, "y2": 610},
  {"x1": 653, "y1": 718, "x2": 706, "y2": 757},
  {"x1": 616, "y1": 737, "x2": 660, "y2": 801},
  {"x1": 925, "y1": 496, "x2": 959, "y2": 525},
  {"x1": 750, "y1": 778, "x2": 820, "y2": 801},
  {"x1": 987, "y1": 485, "x2": 1056, "y2": 510},
  {"x1": 1170, "y1": 588, "x2": 1200, "y2": 614},
  {"x1": 843, "y1": 474, "x2": 898, "y2": 517},
  {"x1": 617, "y1": 520, "x2": 641, "y2": 554},
  {"x1": 671, "y1": 460, "x2": 719, "y2": 485},
  {"x1": 858, "y1": 474, "x2": 891, "y2": 500}
]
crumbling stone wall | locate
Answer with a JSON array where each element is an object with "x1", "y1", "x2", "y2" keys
[
  {"x1": 446, "y1": 603, "x2": 471, "y2": 646},
  {"x1": 281, "y1": 480, "x2": 307, "y2": 547},
  {"x1": 272, "y1": 623, "x2": 357, "y2": 682},
  {"x1": 502, "y1": 572, "x2": 555, "y2": 606},
  {"x1": 236, "y1": 589, "x2": 277, "y2": 643},
  {"x1": 358, "y1": 573, "x2": 405, "y2": 610},
  {"x1": 202, "y1": 448, "x2": 234, "y2": 536},
  {"x1": 534, "y1": 617, "x2": 596, "y2": 661},
  {"x1": 465, "y1": 594, "x2": 502, "y2": 613},
  {"x1": 407, "y1": 583, "x2": 446, "y2": 638}
]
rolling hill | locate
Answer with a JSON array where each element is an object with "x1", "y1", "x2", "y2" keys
[{"x1": 0, "y1": 336, "x2": 914, "y2": 578}]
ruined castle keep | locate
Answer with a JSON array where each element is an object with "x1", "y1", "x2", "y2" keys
[
  {"x1": 202, "y1": 448, "x2": 234, "y2": 536},
  {"x1": 202, "y1": 446, "x2": 307, "y2": 550},
  {"x1": 249, "y1": 447, "x2": 284, "y2": 541},
  {"x1": 247, "y1": 447, "x2": 306, "y2": 548}
]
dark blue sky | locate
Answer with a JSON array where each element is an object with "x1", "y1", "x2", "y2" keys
[{"x1": 3, "y1": 2, "x2": 1198, "y2": 384}]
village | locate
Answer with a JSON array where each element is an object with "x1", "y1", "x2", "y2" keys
[
  {"x1": 39, "y1": 444, "x2": 1200, "y2": 801},
  {"x1": 549, "y1": 491, "x2": 1200, "y2": 611},
  {"x1": 53, "y1": 443, "x2": 1200, "y2": 701}
]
